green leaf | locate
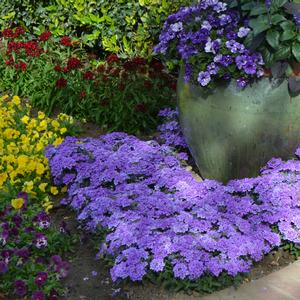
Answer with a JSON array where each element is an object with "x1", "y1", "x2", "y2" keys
[
  {"x1": 292, "y1": 43, "x2": 300, "y2": 62},
  {"x1": 280, "y1": 20, "x2": 295, "y2": 31},
  {"x1": 249, "y1": 17, "x2": 271, "y2": 35},
  {"x1": 249, "y1": 4, "x2": 267, "y2": 16},
  {"x1": 281, "y1": 30, "x2": 296, "y2": 41},
  {"x1": 274, "y1": 45, "x2": 291, "y2": 60},
  {"x1": 271, "y1": 0, "x2": 288, "y2": 8},
  {"x1": 261, "y1": 48, "x2": 274, "y2": 67},
  {"x1": 270, "y1": 14, "x2": 286, "y2": 24},
  {"x1": 266, "y1": 30, "x2": 280, "y2": 49}
]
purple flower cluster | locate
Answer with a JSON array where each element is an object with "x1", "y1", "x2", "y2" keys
[
  {"x1": 46, "y1": 127, "x2": 300, "y2": 283},
  {"x1": 154, "y1": 1, "x2": 264, "y2": 88}
]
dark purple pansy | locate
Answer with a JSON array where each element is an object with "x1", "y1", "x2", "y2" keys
[{"x1": 14, "y1": 280, "x2": 27, "y2": 297}]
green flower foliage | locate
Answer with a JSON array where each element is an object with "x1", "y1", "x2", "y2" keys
[{"x1": 0, "y1": 0, "x2": 194, "y2": 57}]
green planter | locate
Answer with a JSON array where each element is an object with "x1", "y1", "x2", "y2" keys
[{"x1": 177, "y1": 70, "x2": 300, "y2": 183}]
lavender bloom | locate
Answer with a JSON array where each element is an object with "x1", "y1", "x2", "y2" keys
[
  {"x1": 236, "y1": 77, "x2": 248, "y2": 88},
  {"x1": 265, "y1": 0, "x2": 272, "y2": 10},
  {"x1": 294, "y1": 12, "x2": 300, "y2": 26},
  {"x1": 238, "y1": 27, "x2": 250, "y2": 38},
  {"x1": 154, "y1": 1, "x2": 264, "y2": 88},
  {"x1": 207, "y1": 62, "x2": 219, "y2": 75},
  {"x1": 198, "y1": 71, "x2": 211, "y2": 86}
]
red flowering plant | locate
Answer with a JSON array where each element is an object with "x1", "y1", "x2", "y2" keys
[{"x1": 0, "y1": 27, "x2": 176, "y2": 134}]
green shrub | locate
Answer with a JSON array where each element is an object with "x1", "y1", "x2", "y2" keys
[{"x1": 0, "y1": 0, "x2": 194, "y2": 57}]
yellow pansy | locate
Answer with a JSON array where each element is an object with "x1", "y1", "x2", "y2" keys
[
  {"x1": 60, "y1": 127, "x2": 67, "y2": 134},
  {"x1": 38, "y1": 111, "x2": 45, "y2": 119},
  {"x1": 50, "y1": 186, "x2": 59, "y2": 195},
  {"x1": 21, "y1": 115, "x2": 30, "y2": 124},
  {"x1": 36, "y1": 162, "x2": 46, "y2": 175},
  {"x1": 39, "y1": 182, "x2": 48, "y2": 192},
  {"x1": 11, "y1": 198, "x2": 25, "y2": 209}
]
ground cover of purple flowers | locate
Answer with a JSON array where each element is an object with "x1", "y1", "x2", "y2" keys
[{"x1": 45, "y1": 109, "x2": 300, "y2": 292}]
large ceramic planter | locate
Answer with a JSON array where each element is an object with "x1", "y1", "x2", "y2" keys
[{"x1": 177, "y1": 70, "x2": 300, "y2": 183}]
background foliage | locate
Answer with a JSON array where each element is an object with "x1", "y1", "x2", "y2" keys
[{"x1": 0, "y1": 0, "x2": 193, "y2": 57}]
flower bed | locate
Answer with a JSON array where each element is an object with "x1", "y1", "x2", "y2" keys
[
  {"x1": 46, "y1": 109, "x2": 300, "y2": 293},
  {"x1": 0, "y1": 95, "x2": 75, "y2": 299},
  {"x1": 0, "y1": 27, "x2": 175, "y2": 134}
]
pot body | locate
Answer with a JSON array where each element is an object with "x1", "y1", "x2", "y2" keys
[{"x1": 177, "y1": 72, "x2": 300, "y2": 183}]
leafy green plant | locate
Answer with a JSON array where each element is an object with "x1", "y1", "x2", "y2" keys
[{"x1": 0, "y1": 0, "x2": 194, "y2": 57}]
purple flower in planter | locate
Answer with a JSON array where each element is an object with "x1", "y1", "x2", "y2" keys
[
  {"x1": 236, "y1": 77, "x2": 248, "y2": 88},
  {"x1": 198, "y1": 71, "x2": 211, "y2": 86},
  {"x1": 34, "y1": 272, "x2": 48, "y2": 287},
  {"x1": 219, "y1": 14, "x2": 232, "y2": 25},
  {"x1": 243, "y1": 61, "x2": 257, "y2": 75},
  {"x1": 201, "y1": 20, "x2": 212, "y2": 31},
  {"x1": 294, "y1": 12, "x2": 300, "y2": 26},
  {"x1": 31, "y1": 290, "x2": 45, "y2": 300},
  {"x1": 235, "y1": 55, "x2": 248, "y2": 70},
  {"x1": 35, "y1": 257, "x2": 46, "y2": 265},
  {"x1": 0, "y1": 261, "x2": 8, "y2": 274},
  {"x1": 34, "y1": 233, "x2": 48, "y2": 248},
  {"x1": 265, "y1": 0, "x2": 272, "y2": 10},
  {"x1": 238, "y1": 27, "x2": 250, "y2": 38},
  {"x1": 25, "y1": 226, "x2": 35, "y2": 234},
  {"x1": 226, "y1": 40, "x2": 245, "y2": 54},
  {"x1": 207, "y1": 62, "x2": 219, "y2": 75},
  {"x1": 14, "y1": 280, "x2": 27, "y2": 297},
  {"x1": 1, "y1": 249, "x2": 14, "y2": 263}
]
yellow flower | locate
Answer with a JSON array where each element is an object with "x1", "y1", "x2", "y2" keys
[
  {"x1": 38, "y1": 111, "x2": 45, "y2": 119},
  {"x1": 60, "y1": 127, "x2": 67, "y2": 134},
  {"x1": 11, "y1": 198, "x2": 25, "y2": 209},
  {"x1": 21, "y1": 115, "x2": 30, "y2": 124},
  {"x1": 51, "y1": 120, "x2": 60, "y2": 129},
  {"x1": 61, "y1": 186, "x2": 68, "y2": 193},
  {"x1": 12, "y1": 96, "x2": 21, "y2": 106},
  {"x1": 39, "y1": 182, "x2": 48, "y2": 192},
  {"x1": 50, "y1": 186, "x2": 59, "y2": 195},
  {"x1": 36, "y1": 162, "x2": 45, "y2": 175},
  {"x1": 53, "y1": 137, "x2": 63, "y2": 146}
]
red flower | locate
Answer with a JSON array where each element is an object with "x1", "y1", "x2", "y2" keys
[
  {"x1": 5, "y1": 56, "x2": 14, "y2": 65},
  {"x1": 150, "y1": 61, "x2": 164, "y2": 72},
  {"x1": 2, "y1": 28, "x2": 14, "y2": 38},
  {"x1": 97, "y1": 65, "x2": 106, "y2": 73},
  {"x1": 63, "y1": 67, "x2": 69, "y2": 73},
  {"x1": 39, "y1": 31, "x2": 52, "y2": 42},
  {"x1": 54, "y1": 65, "x2": 62, "y2": 72},
  {"x1": 80, "y1": 90, "x2": 87, "y2": 98},
  {"x1": 83, "y1": 71, "x2": 94, "y2": 80},
  {"x1": 24, "y1": 41, "x2": 42, "y2": 57},
  {"x1": 14, "y1": 27, "x2": 25, "y2": 38},
  {"x1": 135, "y1": 103, "x2": 148, "y2": 113},
  {"x1": 55, "y1": 78, "x2": 68, "y2": 88},
  {"x1": 15, "y1": 62, "x2": 27, "y2": 72},
  {"x1": 60, "y1": 36, "x2": 72, "y2": 46},
  {"x1": 106, "y1": 54, "x2": 119, "y2": 64},
  {"x1": 131, "y1": 57, "x2": 147, "y2": 65},
  {"x1": 110, "y1": 68, "x2": 120, "y2": 77},
  {"x1": 123, "y1": 61, "x2": 135, "y2": 71},
  {"x1": 8, "y1": 41, "x2": 24, "y2": 52},
  {"x1": 67, "y1": 57, "x2": 81, "y2": 70}
]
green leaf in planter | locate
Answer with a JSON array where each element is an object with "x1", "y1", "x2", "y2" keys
[
  {"x1": 274, "y1": 45, "x2": 291, "y2": 60},
  {"x1": 249, "y1": 17, "x2": 271, "y2": 35},
  {"x1": 292, "y1": 43, "x2": 300, "y2": 62},
  {"x1": 266, "y1": 30, "x2": 280, "y2": 49},
  {"x1": 271, "y1": 14, "x2": 286, "y2": 24},
  {"x1": 280, "y1": 20, "x2": 295, "y2": 31},
  {"x1": 261, "y1": 48, "x2": 274, "y2": 66},
  {"x1": 271, "y1": 0, "x2": 288, "y2": 9},
  {"x1": 249, "y1": 4, "x2": 267, "y2": 16},
  {"x1": 281, "y1": 30, "x2": 296, "y2": 41}
]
